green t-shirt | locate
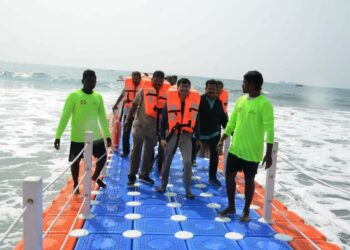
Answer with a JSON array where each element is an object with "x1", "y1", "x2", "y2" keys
[
  {"x1": 55, "y1": 89, "x2": 111, "y2": 142},
  {"x1": 224, "y1": 94, "x2": 274, "y2": 162}
]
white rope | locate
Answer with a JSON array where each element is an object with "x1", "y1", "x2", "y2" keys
[
  {"x1": 0, "y1": 200, "x2": 32, "y2": 245},
  {"x1": 253, "y1": 186, "x2": 322, "y2": 250},
  {"x1": 278, "y1": 154, "x2": 350, "y2": 196},
  {"x1": 42, "y1": 171, "x2": 87, "y2": 239},
  {"x1": 59, "y1": 197, "x2": 87, "y2": 250},
  {"x1": 95, "y1": 152, "x2": 107, "y2": 164},
  {"x1": 43, "y1": 144, "x2": 89, "y2": 193},
  {"x1": 276, "y1": 181, "x2": 350, "y2": 234}
]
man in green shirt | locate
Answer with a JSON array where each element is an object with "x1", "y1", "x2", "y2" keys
[
  {"x1": 54, "y1": 70, "x2": 111, "y2": 194},
  {"x1": 217, "y1": 70, "x2": 274, "y2": 222}
]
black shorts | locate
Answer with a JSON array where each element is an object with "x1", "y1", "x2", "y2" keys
[
  {"x1": 69, "y1": 139, "x2": 106, "y2": 163},
  {"x1": 225, "y1": 153, "x2": 259, "y2": 178}
]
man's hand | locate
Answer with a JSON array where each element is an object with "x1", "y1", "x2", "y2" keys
[
  {"x1": 161, "y1": 139, "x2": 167, "y2": 149},
  {"x1": 216, "y1": 141, "x2": 224, "y2": 155},
  {"x1": 262, "y1": 153, "x2": 273, "y2": 169},
  {"x1": 106, "y1": 137, "x2": 112, "y2": 148},
  {"x1": 54, "y1": 139, "x2": 60, "y2": 150}
]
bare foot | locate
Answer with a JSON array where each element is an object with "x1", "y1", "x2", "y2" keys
[
  {"x1": 240, "y1": 212, "x2": 250, "y2": 222},
  {"x1": 219, "y1": 207, "x2": 236, "y2": 217}
]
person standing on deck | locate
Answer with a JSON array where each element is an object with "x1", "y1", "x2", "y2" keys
[
  {"x1": 112, "y1": 71, "x2": 143, "y2": 157},
  {"x1": 124, "y1": 70, "x2": 170, "y2": 185},
  {"x1": 216, "y1": 80, "x2": 229, "y2": 116},
  {"x1": 198, "y1": 79, "x2": 228, "y2": 186},
  {"x1": 54, "y1": 70, "x2": 111, "y2": 194},
  {"x1": 156, "y1": 78, "x2": 201, "y2": 199},
  {"x1": 217, "y1": 71, "x2": 274, "y2": 222}
]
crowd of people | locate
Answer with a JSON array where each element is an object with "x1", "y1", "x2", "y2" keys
[{"x1": 54, "y1": 69, "x2": 274, "y2": 222}]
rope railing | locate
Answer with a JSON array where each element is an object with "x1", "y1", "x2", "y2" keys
[
  {"x1": 60, "y1": 197, "x2": 87, "y2": 250},
  {"x1": 251, "y1": 182, "x2": 322, "y2": 250},
  {"x1": 43, "y1": 144, "x2": 89, "y2": 193},
  {"x1": 0, "y1": 200, "x2": 32, "y2": 245},
  {"x1": 42, "y1": 171, "x2": 87, "y2": 239},
  {"x1": 277, "y1": 153, "x2": 350, "y2": 196},
  {"x1": 276, "y1": 178, "x2": 350, "y2": 235},
  {"x1": 0, "y1": 131, "x2": 97, "y2": 249},
  {"x1": 255, "y1": 188, "x2": 321, "y2": 250}
]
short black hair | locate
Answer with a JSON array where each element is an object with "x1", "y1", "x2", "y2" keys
[
  {"x1": 82, "y1": 69, "x2": 96, "y2": 81},
  {"x1": 153, "y1": 70, "x2": 165, "y2": 79},
  {"x1": 143, "y1": 72, "x2": 149, "y2": 76},
  {"x1": 177, "y1": 78, "x2": 191, "y2": 87},
  {"x1": 244, "y1": 71, "x2": 263, "y2": 90},
  {"x1": 216, "y1": 80, "x2": 224, "y2": 88},
  {"x1": 131, "y1": 71, "x2": 141, "y2": 78},
  {"x1": 205, "y1": 79, "x2": 217, "y2": 87}
]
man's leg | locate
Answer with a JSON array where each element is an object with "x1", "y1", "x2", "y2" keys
[
  {"x1": 122, "y1": 115, "x2": 133, "y2": 156},
  {"x1": 240, "y1": 163, "x2": 258, "y2": 222},
  {"x1": 178, "y1": 133, "x2": 194, "y2": 198},
  {"x1": 139, "y1": 133, "x2": 158, "y2": 183},
  {"x1": 158, "y1": 135, "x2": 177, "y2": 191},
  {"x1": 191, "y1": 137, "x2": 198, "y2": 166},
  {"x1": 157, "y1": 142, "x2": 164, "y2": 172},
  {"x1": 219, "y1": 153, "x2": 238, "y2": 215},
  {"x1": 91, "y1": 139, "x2": 107, "y2": 188},
  {"x1": 68, "y1": 142, "x2": 84, "y2": 194},
  {"x1": 240, "y1": 174, "x2": 255, "y2": 221},
  {"x1": 128, "y1": 128, "x2": 144, "y2": 185},
  {"x1": 208, "y1": 135, "x2": 220, "y2": 185},
  {"x1": 70, "y1": 161, "x2": 80, "y2": 193}
]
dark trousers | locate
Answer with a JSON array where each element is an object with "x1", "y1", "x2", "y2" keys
[
  {"x1": 201, "y1": 135, "x2": 220, "y2": 179},
  {"x1": 191, "y1": 138, "x2": 198, "y2": 163},
  {"x1": 122, "y1": 115, "x2": 133, "y2": 155}
]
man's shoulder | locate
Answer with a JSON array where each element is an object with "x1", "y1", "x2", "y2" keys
[{"x1": 258, "y1": 95, "x2": 273, "y2": 106}]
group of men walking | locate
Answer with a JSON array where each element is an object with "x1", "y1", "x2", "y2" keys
[{"x1": 54, "y1": 69, "x2": 274, "y2": 221}]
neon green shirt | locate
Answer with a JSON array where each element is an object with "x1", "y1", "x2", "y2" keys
[
  {"x1": 224, "y1": 94, "x2": 274, "y2": 163},
  {"x1": 55, "y1": 89, "x2": 110, "y2": 142}
]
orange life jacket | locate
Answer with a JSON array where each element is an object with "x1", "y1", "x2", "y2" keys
[
  {"x1": 218, "y1": 89, "x2": 229, "y2": 113},
  {"x1": 143, "y1": 82, "x2": 171, "y2": 118},
  {"x1": 124, "y1": 77, "x2": 144, "y2": 108},
  {"x1": 167, "y1": 88, "x2": 200, "y2": 133}
]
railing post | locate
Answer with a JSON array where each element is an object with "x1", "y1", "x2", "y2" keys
[
  {"x1": 80, "y1": 131, "x2": 94, "y2": 219},
  {"x1": 263, "y1": 142, "x2": 279, "y2": 224},
  {"x1": 23, "y1": 176, "x2": 42, "y2": 250},
  {"x1": 223, "y1": 137, "x2": 230, "y2": 174}
]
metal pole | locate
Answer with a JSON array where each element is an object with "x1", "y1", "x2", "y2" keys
[
  {"x1": 263, "y1": 142, "x2": 279, "y2": 224},
  {"x1": 80, "y1": 131, "x2": 94, "y2": 219},
  {"x1": 23, "y1": 176, "x2": 42, "y2": 250}
]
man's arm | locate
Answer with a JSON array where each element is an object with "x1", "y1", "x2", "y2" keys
[
  {"x1": 112, "y1": 89, "x2": 125, "y2": 111},
  {"x1": 218, "y1": 99, "x2": 228, "y2": 129},
  {"x1": 54, "y1": 94, "x2": 73, "y2": 149},
  {"x1": 124, "y1": 89, "x2": 142, "y2": 132},
  {"x1": 217, "y1": 100, "x2": 238, "y2": 154},
  {"x1": 262, "y1": 101, "x2": 274, "y2": 169}
]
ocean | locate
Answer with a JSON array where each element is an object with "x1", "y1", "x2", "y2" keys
[{"x1": 0, "y1": 61, "x2": 349, "y2": 249}]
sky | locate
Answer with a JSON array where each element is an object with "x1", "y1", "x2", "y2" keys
[{"x1": 0, "y1": 0, "x2": 349, "y2": 88}]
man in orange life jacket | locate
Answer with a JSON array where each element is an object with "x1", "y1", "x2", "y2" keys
[
  {"x1": 156, "y1": 78, "x2": 201, "y2": 199},
  {"x1": 217, "y1": 80, "x2": 229, "y2": 115},
  {"x1": 112, "y1": 71, "x2": 142, "y2": 157},
  {"x1": 198, "y1": 79, "x2": 228, "y2": 186},
  {"x1": 124, "y1": 70, "x2": 170, "y2": 185}
]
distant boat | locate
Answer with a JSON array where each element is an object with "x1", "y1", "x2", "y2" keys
[{"x1": 295, "y1": 84, "x2": 304, "y2": 87}]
